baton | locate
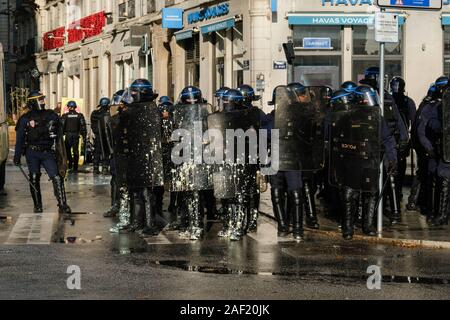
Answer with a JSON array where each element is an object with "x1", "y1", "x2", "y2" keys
[{"x1": 18, "y1": 165, "x2": 39, "y2": 193}]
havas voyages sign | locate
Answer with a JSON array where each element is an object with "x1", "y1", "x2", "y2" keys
[{"x1": 188, "y1": 3, "x2": 230, "y2": 24}]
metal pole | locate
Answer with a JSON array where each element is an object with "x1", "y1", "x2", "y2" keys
[{"x1": 377, "y1": 8, "x2": 386, "y2": 238}]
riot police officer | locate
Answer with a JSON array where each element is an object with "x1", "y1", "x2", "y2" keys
[
  {"x1": 90, "y1": 98, "x2": 111, "y2": 174},
  {"x1": 215, "y1": 87, "x2": 230, "y2": 110},
  {"x1": 287, "y1": 82, "x2": 320, "y2": 230},
  {"x1": 14, "y1": 91, "x2": 71, "y2": 214},
  {"x1": 408, "y1": 84, "x2": 437, "y2": 212},
  {"x1": 268, "y1": 85, "x2": 308, "y2": 241},
  {"x1": 329, "y1": 86, "x2": 397, "y2": 239},
  {"x1": 119, "y1": 79, "x2": 163, "y2": 237},
  {"x1": 390, "y1": 76, "x2": 417, "y2": 205},
  {"x1": 172, "y1": 86, "x2": 212, "y2": 240},
  {"x1": 360, "y1": 67, "x2": 408, "y2": 224},
  {"x1": 156, "y1": 96, "x2": 177, "y2": 219},
  {"x1": 418, "y1": 76, "x2": 450, "y2": 225},
  {"x1": 341, "y1": 81, "x2": 358, "y2": 93},
  {"x1": 108, "y1": 90, "x2": 133, "y2": 233},
  {"x1": 61, "y1": 101, "x2": 87, "y2": 173}
]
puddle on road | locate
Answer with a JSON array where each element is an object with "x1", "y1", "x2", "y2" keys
[{"x1": 151, "y1": 260, "x2": 450, "y2": 285}]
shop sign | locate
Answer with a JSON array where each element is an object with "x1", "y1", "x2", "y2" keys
[
  {"x1": 322, "y1": 0, "x2": 373, "y2": 6},
  {"x1": 303, "y1": 38, "x2": 332, "y2": 49},
  {"x1": 200, "y1": 18, "x2": 235, "y2": 34},
  {"x1": 377, "y1": 0, "x2": 442, "y2": 9},
  {"x1": 162, "y1": 8, "x2": 184, "y2": 29},
  {"x1": 273, "y1": 61, "x2": 287, "y2": 70},
  {"x1": 188, "y1": 3, "x2": 230, "y2": 24}
]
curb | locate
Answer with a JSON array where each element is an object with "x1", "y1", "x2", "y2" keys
[{"x1": 259, "y1": 212, "x2": 450, "y2": 250}]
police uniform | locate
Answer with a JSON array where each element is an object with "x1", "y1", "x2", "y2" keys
[
  {"x1": 61, "y1": 103, "x2": 87, "y2": 172},
  {"x1": 90, "y1": 105, "x2": 110, "y2": 174},
  {"x1": 14, "y1": 92, "x2": 71, "y2": 214}
]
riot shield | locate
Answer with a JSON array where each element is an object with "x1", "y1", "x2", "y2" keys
[
  {"x1": 329, "y1": 105, "x2": 381, "y2": 192},
  {"x1": 274, "y1": 86, "x2": 326, "y2": 172},
  {"x1": 97, "y1": 112, "x2": 114, "y2": 161},
  {"x1": 207, "y1": 108, "x2": 260, "y2": 199},
  {"x1": 443, "y1": 90, "x2": 450, "y2": 163},
  {"x1": 55, "y1": 128, "x2": 68, "y2": 178},
  {"x1": 171, "y1": 103, "x2": 213, "y2": 192},
  {"x1": 122, "y1": 101, "x2": 164, "y2": 188}
]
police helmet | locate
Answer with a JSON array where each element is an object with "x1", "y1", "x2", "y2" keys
[
  {"x1": 330, "y1": 90, "x2": 354, "y2": 109},
  {"x1": 354, "y1": 85, "x2": 380, "y2": 107},
  {"x1": 390, "y1": 76, "x2": 406, "y2": 94},
  {"x1": 222, "y1": 89, "x2": 244, "y2": 111},
  {"x1": 27, "y1": 91, "x2": 46, "y2": 110},
  {"x1": 341, "y1": 81, "x2": 358, "y2": 93},
  {"x1": 359, "y1": 67, "x2": 380, "y2": 89},
  {"x1": 159, "y1": 96, "x2": 172, "y2": 105},
  {"x1": 67, "y1": 100, "x2": 77, "y2": 109},
  {"x1": 237, "y1": 84, "x2": 261, "y2": 107},
  {"x1": 99, "y1": 97, "x2": 111, "y2": 108},
  {"x1": 129, "y1": 78, "x2": 158, "y2": 103},
  {"x1": 112, "y1": 90, "x2": 125, "y2": 105},
  {"x1": 215, "y1": 87, "x2": 230, "y2": 98},
  {"x1": 287, "y1": 82, "x2": 307, "y2": 97},
  {"x1": 179, "y1": 86, "x2": 203, "y2": 105}
]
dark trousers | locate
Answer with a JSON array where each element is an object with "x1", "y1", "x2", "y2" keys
[
  {"x1": 93, "y1": 137, "x2": 101, "y2": 169},
  {"x1": 65, "y1": 133, "x2": 80, "y2": 170},
  {"x1": 25, "y1": 149, "x2": 58, "y2": 178}
]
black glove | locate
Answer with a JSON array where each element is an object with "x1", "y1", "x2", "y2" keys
[
  {"x1": 387, "y1": 160, "x2": 398, "y2": 176},
  {"x1": 13, "y1": 156, "x2": 21, "y2": 167},
  {"x1": 426, "y1": 149, "x2": 436, "y2": 159}
]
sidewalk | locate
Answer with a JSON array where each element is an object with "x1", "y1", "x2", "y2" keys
[{"x1": 259, "y1": 187, "x2": 450, "y2": 249}]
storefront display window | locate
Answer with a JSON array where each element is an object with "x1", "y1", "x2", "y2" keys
[
  {"x1": 293, "y1": 26, "x2": 342, "y2": 89},
  {"x1": 185, "y1": 34, "x2": 200, "y2": 87},
  {"x1": 352, "y1": 26, "x2": 403, "y2": 84}
]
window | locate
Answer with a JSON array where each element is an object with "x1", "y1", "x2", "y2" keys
[
  {"x1": 233, "y1": 21, "x2": 244, "y2": 88},
  {"x1": 128, "y1": 0, "x2": 136, "y2": 19},
  {"x1": 116, "y1": 61, "x2": 125, "y2": 91},
  {"x1": 293, "y1": 26, "x2": 343, "y2": 89},
  {"x1": 185, "y1": 34, "x2": 200, "y2": 87},
  {"x1": 118, "y1": 2, "x2": 126, "y2": 22},
  {"x1": 444, "y1": 26, "x2": 450, "y2": 75},
  {"x1": 147, "y1": 0, "x2": 156, "y2": 14},
  {"x1": 83, "y1": 59, "x2": 90, "y2": 114},
  {"x1": 352, "y1": 26, "x2": 403, "y2": 84}
]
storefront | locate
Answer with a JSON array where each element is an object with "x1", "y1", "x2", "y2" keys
[
  {"x1": 172, "y1": 0, "x2": 250, "y2": 102},
  {"x1": 275, "y1": 0, "x2": 447, "y2": 104}
]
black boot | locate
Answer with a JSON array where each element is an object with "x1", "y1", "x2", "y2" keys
[
  {"x1": 289, "y1": 189, "x2": 304, "y2": 241},
  {"x1": 407, "y1": 176, "x2": 421, "y2": 211},
  {"x1": 168, "y1": 192, "x2": 177, "y2": 214},
  {"x1": 342, "y1": 188, "x2": 358, "y2": 240},
  {"x1": 142, "y1": 188, "x2": 159, "y2": 236},
  {"x1": 153, "y1": 186, "x2": 164, "y2": 217},
  {"x1": 426, "y1": 173, "x2": 439, "y2": 222},
  {"x1": 363, "y1": 193, "x2": 377, "y2": 236},
  {"x1": 129, "y1": 190, "x2": 145, "y2": 232},
  {"x1": 304, "y1": 182, "x2": 319, "y2": 229},
  {"x1": 271, "y1": 188, "x2": 289, "y2": 237},
  {"x1": 73, "y1": 155, "x2": 79, "y2": 173},
  {"x1": 51, "y1": 175, "x2": 71, "y2": 214},
  {"x1": 104, "y1": 176, "x2": 119, "y2": 217},
  {"x1": 30, "y1": 173, "x2": 43, "y2": 213},
  {"x1": 389, "y1": 175, "x2": 401, "y2": 224},
  {"x1": 430, "y1": 178, "x2": 450, "y2": 226}
]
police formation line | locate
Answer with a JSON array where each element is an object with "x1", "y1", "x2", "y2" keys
[{"x1": 13, "y1": 67, "x2": 450, "y2": 241}]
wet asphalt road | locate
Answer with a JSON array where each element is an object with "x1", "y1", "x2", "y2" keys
[{"x1": 1, "y1": 165, "x2": 450, "y2": 300}]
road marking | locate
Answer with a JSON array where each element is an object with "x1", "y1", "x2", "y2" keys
[{"x1": 5, "y1": 212, "x2": 58, "y2": 245}]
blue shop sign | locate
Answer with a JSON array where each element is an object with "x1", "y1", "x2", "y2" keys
[
  {"x1": 162, "y1": 8, "x2": 184, "y2": 29},
  {"x1": 201, "y1": 18, "x2": 235, "y2": 34},
  {"x1": 303, "y1": 38, "x2": 332, "y2": 49},
  {"x1": 188, "y1": 3, "x2": 230, "y2": 24},
  {"x1": 288, "y1": 14, "x2": 406, "y2": 26}
]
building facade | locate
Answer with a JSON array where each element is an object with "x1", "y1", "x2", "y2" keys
[{"x1": 30, "y1": 0, "x2": 450, "y2": 119}]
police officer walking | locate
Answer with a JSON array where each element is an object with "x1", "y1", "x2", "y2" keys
[
  {"x1": 14, "y1": 91, "x2": 72, "y2": 214},
  {"x1": 61, "y1": 101, "x2": 87, "y2": 174}
]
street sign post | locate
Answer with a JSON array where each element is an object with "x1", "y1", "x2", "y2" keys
[
  {"x1": 377, "y1": 0, "x2": 442, "y2": 10},
  {"x1": 375, "y1": 13, "x2": 399, "y2": 43}
]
